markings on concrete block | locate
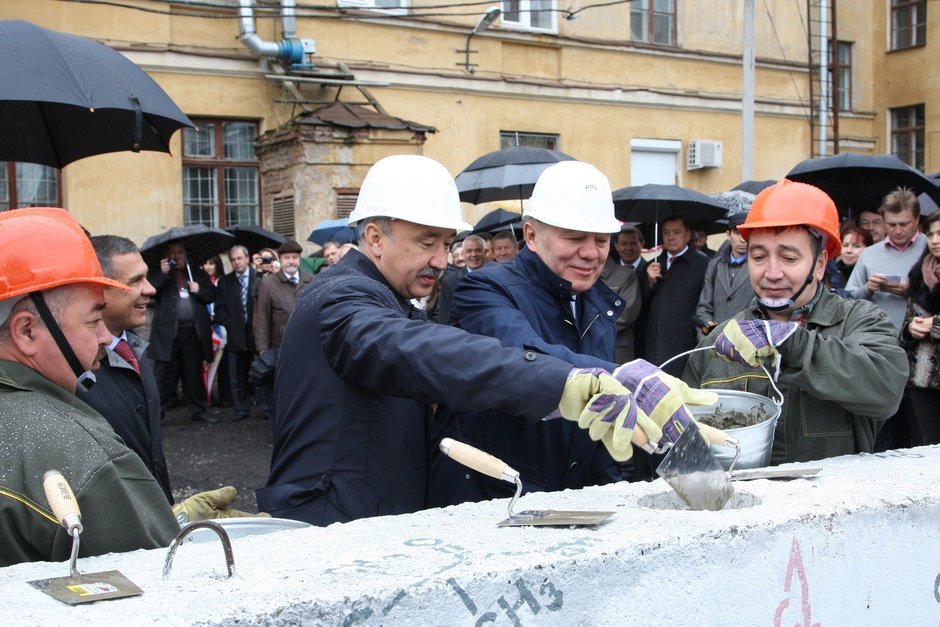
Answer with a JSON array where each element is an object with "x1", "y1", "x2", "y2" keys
[
  {"x1": 773, "y1": 536, "x2": 819, "y2": 627},
  {"x1": 447, "y1": 575, "x2": 564, "y2": 624},
  {"x1": 544, "y1": 536, "x2": 601, "y2": 557},
  {"x1": 934, "y1": 572, "x2": 940, "y2": 603}
]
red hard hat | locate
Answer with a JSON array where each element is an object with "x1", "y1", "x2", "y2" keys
[
  {"x1": 0, "y1": 207, "x2": 128, "y2": 301},
  {"x1": 738, "y1": 179, "x2": 842, "y2": 258}
]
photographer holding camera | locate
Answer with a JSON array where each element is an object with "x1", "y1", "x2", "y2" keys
[{"x1": 148, "y1": 240, "x2": 216, "y2": 423}]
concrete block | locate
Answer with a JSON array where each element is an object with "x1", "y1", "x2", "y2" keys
[{"x1": 1, "y1": 446, "x2": 938, "y2": 625}]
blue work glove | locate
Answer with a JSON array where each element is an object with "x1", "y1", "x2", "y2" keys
[
  {"x1": 557, "y1": 368, "x2": 662, "y2": 462},
  {"x1": 713, "y1": 319, "x2": 798, "y2": 376},
  {"x1": 612, "y1": 359, "x2": 718, "y2": 448}
]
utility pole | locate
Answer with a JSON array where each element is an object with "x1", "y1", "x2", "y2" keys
[{"x1": 742, "y1": 0, "x2": 755, "y2": 182}]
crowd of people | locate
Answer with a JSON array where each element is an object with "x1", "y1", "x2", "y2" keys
[{"x1": 1, "y1": 153, "x2": 936, "y2": 566}]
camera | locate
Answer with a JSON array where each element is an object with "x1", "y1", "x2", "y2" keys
[
  {"x1": 168, "y1": 259, "x2": 179, "y2": 269},
  {"x1": 260, "y1": 256, "x2": 274, "y2": 264}
]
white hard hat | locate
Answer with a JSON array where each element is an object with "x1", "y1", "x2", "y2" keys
[
  {"x1": 348, "y1": 155, "x2": 473, "y2": 233},
  {"x1": 524, "y1": 161, "x2": 621, "y2": 234}
]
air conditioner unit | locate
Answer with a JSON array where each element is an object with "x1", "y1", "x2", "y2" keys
[{"x1": 687, "y1": 140, "x2": 723, "y2": 170}]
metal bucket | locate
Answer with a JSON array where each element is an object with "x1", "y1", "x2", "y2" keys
[{"x1": 689, "y1": 389, "x2": 781, "y2": 470}]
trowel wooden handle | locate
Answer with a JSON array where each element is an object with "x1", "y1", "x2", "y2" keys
[
  {"x1": 439, "y1": 438, "x2": 520, "y2": 484},
  {"x1": 697, "y1": 423, "x2": 739, "y2": 449},
  {"x1": 42, "y1": 470, "x2": 83, "y2": 534}
]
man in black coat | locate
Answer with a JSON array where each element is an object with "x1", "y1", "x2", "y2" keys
[
  {"x1": 147, "y1": 240, "x2": 216, "y2": 423},
  {"x1": 213, "y1": 245, "x2": 260, "y2": 421},
  {"x1": 81, "y1": 235, "x2": 173, "y2": 503},
  {"x1": 640, "y1": 217, "x2": 709, "y2": 377}
]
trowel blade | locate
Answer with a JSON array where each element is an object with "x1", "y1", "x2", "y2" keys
[
  {"x1": 497, "y1": 509, "x2": 615, "y2": 527},
  {"x1": 656, "y1": 421, "x2": 734, "y2": 511},
  {"x1": 28, "y1": 570, "x2": 143, "y2": 605}
]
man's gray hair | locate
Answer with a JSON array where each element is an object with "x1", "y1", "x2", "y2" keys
[
  {"x1": 463, "y1": 234, "x2": 486, "y2": 248},
  {"x1": 0, "y1": 286, "x2": 77, "y2": 343},
  {"x1": 229, "y1": 244, "x2": 249, "y2": 258},
  {"x1": 356, "y1": 217, "x2": 394, "y2": 241},
  {"x1": 90, "y1": 235, "x2": 140, "y2": 280}
]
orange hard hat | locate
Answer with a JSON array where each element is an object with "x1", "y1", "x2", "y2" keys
[
  {"x1": 0, "y1": 207, "x2": 128, "y2": 301},
  {"x1": 738, "y1": 179, "x2": 842, "y2": 258}
]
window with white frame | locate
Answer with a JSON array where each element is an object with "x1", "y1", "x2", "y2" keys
[
  {"x1": 891, "y1": 0, "x2": 926, "y2": 50},
  {"x1": 891, "y1": 104, "x2": 924, "y2": 171},
  {"x1": 630, "y1": 0, "x2": 676, "y2": 46},
  {"x1": 337, "y1": 0, "x2": 408, "y2": 15},
  {"x1": 0, "y1": 162, "x2": 60, "y2": 211},
  {"x1": 501, "y1": 0, "x2": 556, "y2": 32},
  {"x1": 833, "y1": 41, "x2": 852, "y2": 112},
  {"x1": 182, "y1": 119, "x2": 260, "y2": 228},
  {"x1": 500, "y1": 131, "x2": 559, "y2": 150}
]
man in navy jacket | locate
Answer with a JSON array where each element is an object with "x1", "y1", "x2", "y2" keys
[
  {"x1": 431, "y1": 162, "x2": 632, "y2": 504},
  {"x1": 258, "y1": 156, "x2": 683, "y2": 526},
  {"x1": 82, "y1": 235, "x2": 173, "y2": 503}
]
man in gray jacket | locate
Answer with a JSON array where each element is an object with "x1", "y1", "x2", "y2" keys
[{"x1": 695, "y1": 212, "x2": 755, "y2": 341}]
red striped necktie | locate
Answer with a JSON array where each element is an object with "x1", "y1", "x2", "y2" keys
[{"x1": 114, "y1": 338, "x2": 140, "y2": 375}]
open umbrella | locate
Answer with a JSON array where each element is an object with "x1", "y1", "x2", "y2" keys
[
  {"x1": 140, "y1": 224, "x2": 235, "y2": 269},
  {"x1": 709, "y1": 190, "x2": 756, "y2": 216},
  {"x1": 786, "y1": 153, "x2": 940, "y2": 218},
  {"x1": 307, "y1": 218, "x2": 357, "y2": 246},
  {"x1": 731, "y1": 179, "x2": 776, "y2": 194},
  {"x1": 225, "y1": 225, "x2": 287, "y2": 254},
  {"x1": 471, "y1": 208, "x2": 522, "y2": 234},
  {"x1": 0, "y1": 20, "x2": 194, "y2": 168},
  {"x1": 613, "y1": 184, "x2": 727, "y2": 247},
  {"x1": 455, "y1": 146, "x2": 576, "y2": 204}
]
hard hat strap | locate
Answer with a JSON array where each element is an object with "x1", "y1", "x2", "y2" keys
[
  {"x1": 28, "y1": 293, "x2": 96, "y2": 391},
  {"x1": 759, "y1": 246, "x2": 821, "y2": 314}
]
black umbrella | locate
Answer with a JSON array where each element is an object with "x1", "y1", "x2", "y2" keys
[
  {"x1": 613, "y1": 184, "x2": 728, "y2": 248},
  {"x1": 225, "y1": 225, "x2": 287, "y2": 254},
  {"x1": 140, "y1": 224, "x2": 235, "y2": 269},
  {"x1": 455, "y1": 146, "x2": 576, "y2": 204},
  {"x1": 0, "y1": 20, "x2": 194, "y2": 168},
  {"x1": 731, "y1": 179, "x2": 776, "y2": 194},
  {"x1": 786, "y1": 153, "x2": 940, "y2": 218},
  {"x1": 471, "y1": 208, "x2": 522, "y2": 234}
]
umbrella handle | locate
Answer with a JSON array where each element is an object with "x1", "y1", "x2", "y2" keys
[{"x1": 186, "y1": 262, "x2": 193, "y2": 283}]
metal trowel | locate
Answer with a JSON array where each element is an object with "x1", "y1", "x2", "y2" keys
[
  {"x1": 654, "y1": 421, "x2": 738, "y2": 511},
  {"x1": 439, "y1": 438, "x2": 615, "y2": 527},
  {"x1": 28, "y1": 470, "x2": 144, "y2": 605}
]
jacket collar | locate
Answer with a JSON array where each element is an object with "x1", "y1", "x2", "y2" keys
[
  {"x1": 0, "y1": 358, "x2": 94, "y2": 411},
  {"x1": 749, "y1": 284, "x2": 846, "y2": 327},
  {"x1": 339, "y1": 247, "x2": 415, "y2": 312},
  {"x1": 517, "y1": 246, "x2": 577, "y2": 301}
]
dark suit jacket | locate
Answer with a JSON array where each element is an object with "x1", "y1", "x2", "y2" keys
[
  {"x1": 79, "y1": 331, "x2": 173, "y2": 503},
  {"x1": 213, "y1": 268, "x2": 261, "y2": 353},
  {"x1": 147, "y1": 264, "x2": 215, "y2": 362},
  {"x1": 600, "y1": 257, "x2": 642, "y2": 363},
  {"x1": 639, "y1": 248, "x2": 708, "y2": 376}
]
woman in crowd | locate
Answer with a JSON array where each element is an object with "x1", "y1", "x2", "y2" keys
[
  {"x1": 827, "y1": 225, "x2": 872, "y2": 297},
  {"x1": 899, "y1": 212, "x2": 940, "y2": 445},
  {"x1": 202, "y1": 254, "x2": 230, "y2": 407}
]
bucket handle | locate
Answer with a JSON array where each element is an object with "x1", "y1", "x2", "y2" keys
[{"x1": 658, "y1": 346, "x2": 785, "y2": 407}]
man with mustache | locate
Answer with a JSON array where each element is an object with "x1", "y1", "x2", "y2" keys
[
  {"x1": 80, "y1": 235, "x2": 173, "y2": 503},
  {"x1": 259, "y1": 155, "x2": 692, "y2": 526},
  {"x1": 430, "y1": 161, "x2": 715, "y2": 505}
]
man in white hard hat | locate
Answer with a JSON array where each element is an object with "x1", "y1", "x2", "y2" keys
[
  {"x1": 430, "y1": 161, "x2": 717, "y2": 505},
  {"x1": 259, "y1": 155, "x2": 688, "y2": 526}
]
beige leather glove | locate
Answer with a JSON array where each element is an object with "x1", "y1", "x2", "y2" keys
[{"x1": 172, "y1": 486, "x2": 270, "y2": 525}]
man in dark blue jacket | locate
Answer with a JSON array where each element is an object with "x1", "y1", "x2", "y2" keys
[
  {"x1": 82, "y1": 235, "x2": 173, "y2": 503},
  {"x1": 258, "y1": 155, "x2": 689, "y2": 527},
  {"x1": 430, "y1": 162, "x2": 714, "y2": 504}
]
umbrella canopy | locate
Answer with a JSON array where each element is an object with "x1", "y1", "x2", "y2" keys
[
  {"x1": 785, "y1": 153, "x2": 940, "y2": 217},
  {"x1": 455, "y1": 146, "x2": 576, "y2": 204},
  {"x1": 307, "y1": 218, "x2": 357, "y2": 246},
  {"x1": 140, "y1": 224, "x2": 235, "y2": 268},
  {"x1": 225, "y1": 225, "x2": 287, "y2": 254},
  {"x1": 731, "y1": 179, "x2": 776, "y2": 194},
  {"x1": 613, "y1": 184, "x2": 728, "y2": 224},
  {"x1": 709, "y1": 190, "x2": 756, "y2": 217},
  {"x1": 471, "y1": 208, "x2": 522, "y2": 234},
  {"x1": 0, "y1": 20, "x2": 194, "y2": 168}
]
